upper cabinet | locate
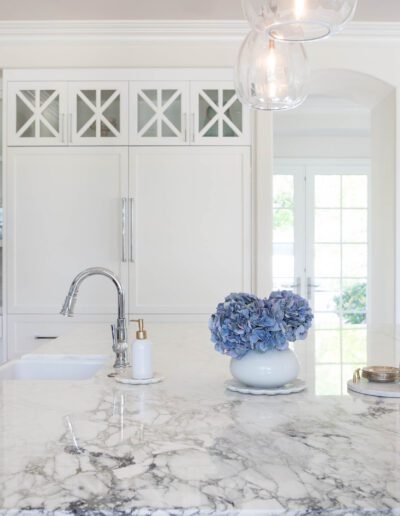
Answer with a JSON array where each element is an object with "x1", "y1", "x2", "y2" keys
[
  {"x1": 69, "y1": 82, "x2": 128, "y2": 145},
  {"x1": 8, "y1": 81, "x2": 128, "y2": 146},
  {"x1": 191, "y1": 82, "x2": 250, "y2": 145},
  {"x1": 7, "y1": 74, "x2": 251, "y2": 147},
  {"x1": 8, "y1": 82, "x2": 67, "y2": 146},
  {"x1": 130, "y1": 82, "x2": 189, "y2": 145},
  {"x1": 130, "y1": 81, "x2": 250, "y2": 146}
]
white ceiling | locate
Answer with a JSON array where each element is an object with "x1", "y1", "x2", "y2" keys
[{"x1": 0, "y1": 0, "x2": 399, "y2": 21}]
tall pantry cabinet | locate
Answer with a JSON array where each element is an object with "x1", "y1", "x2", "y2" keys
[{"x1": 3, "y1": 69, "x2": 253, "y2": 360}]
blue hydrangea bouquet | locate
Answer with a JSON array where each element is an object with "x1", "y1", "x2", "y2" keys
[{"x1": 209, "y1": 291, "x2": 313, "y2": 360}]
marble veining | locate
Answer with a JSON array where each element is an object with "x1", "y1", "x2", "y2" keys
[{"x1": 0, "y1": 324, "x2": 399, "y2": 515}]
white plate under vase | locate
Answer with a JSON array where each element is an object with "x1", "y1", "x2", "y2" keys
[
  {"x1": 230, "y1": 348, "x2": 300, "y2": 389},
  {"x1": 227, "y1": 378, "x2": 306, "y2": 395}
]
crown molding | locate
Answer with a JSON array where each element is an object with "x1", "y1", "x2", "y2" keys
[{"x1": 0, "y1": 20, "x2": 398, "y2": 43}]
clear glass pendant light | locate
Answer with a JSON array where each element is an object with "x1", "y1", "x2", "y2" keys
[
  {"x1": 242, "y1": 0, "x2": 358, "y2": 42},
  {"x1": 235, "y1": 30, "x2": 309, "y2": 111}
]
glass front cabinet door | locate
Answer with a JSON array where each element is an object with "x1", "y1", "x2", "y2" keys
[
  {"x1": 7, "y1": 82, "x2": 68, "y2": 146},
  {"x1": 190, "y1": 82, "x2": 251, "y2": 146},
  {"x1": 68, "y1": 82, "x2": 129, "y2": 145},
  {"x1": 130, "y1": 82, "x2": 190, "y2": 145}
]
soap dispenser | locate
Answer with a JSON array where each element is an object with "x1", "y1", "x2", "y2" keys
[{"x1": 131, "y1": 319, "x2": 153, "y2": 380}]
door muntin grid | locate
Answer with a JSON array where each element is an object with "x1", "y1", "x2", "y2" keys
[
  {"x1": 16, "y1": 89, "x2": 60, "y2": 139},
  {"x1": 76, "y1": 89, "x2": 121, "y2": 139},
  {"x1": 136, "y1": 89, "x2": 182, "y2": 139},
  {"x1": 198, "y1": 89, "x2": 243, "y2": 139}
]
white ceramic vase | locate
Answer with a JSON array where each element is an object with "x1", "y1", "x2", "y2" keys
[{"x1": 230, "y1": 348, "x2": 300, "y2": 388}]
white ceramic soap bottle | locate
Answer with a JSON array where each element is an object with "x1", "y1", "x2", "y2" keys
[{"x1": 131, "y1": 319, "x2": 153, "y2": 380}]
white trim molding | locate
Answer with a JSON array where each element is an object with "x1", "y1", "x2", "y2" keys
[{"x1": 0, "y1": 20, "x2": 398, "y2": 43}]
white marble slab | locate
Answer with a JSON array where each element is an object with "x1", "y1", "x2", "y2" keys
[{"x1": 0, "y1": 323, "x2": 399, "y2": 515}]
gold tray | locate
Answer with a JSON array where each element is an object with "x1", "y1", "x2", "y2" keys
[{"x1": 361, "y1": 366, "x2": 400, "y2": 383}]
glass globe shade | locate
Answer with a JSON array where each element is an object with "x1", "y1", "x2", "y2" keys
[
  {"x1": 235, "y1": 30, "x2": 309, "y2": 111},
  {"x1": 242, "y1": 0, "x2": 358, "y2": 42}
]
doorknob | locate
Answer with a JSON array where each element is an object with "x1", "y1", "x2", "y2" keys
[
  {"x1": 307, "y1": 277, "x2": 320, "y2": 300},
  {"x1": 281, "y1": 277, "x2": 301, "y2": 295}
]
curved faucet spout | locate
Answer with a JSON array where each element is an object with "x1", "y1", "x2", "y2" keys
[{"x1": 60, "y1": 267, "x2": 128, "y2": 369}]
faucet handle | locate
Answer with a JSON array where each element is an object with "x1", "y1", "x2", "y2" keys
[{"x1": 111, "y1": 324, "x2": 117, "y2": 352}]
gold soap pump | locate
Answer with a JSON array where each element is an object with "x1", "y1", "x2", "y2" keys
[
  {"x1": 130, "y1": 318, "x2": 153, "y2": 380},
  {"x1": 131, "y1": 319, "x2": 147, "y2": 340}
]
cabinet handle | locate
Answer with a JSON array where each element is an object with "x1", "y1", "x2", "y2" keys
[
  {"x1": 69, "y1": 113, "x2": 73, "y2": 144},
  {"x1": 61, "y1": 114, "x2": 66, "y2": 143},
  {"x1": 183, "y1": 112, "x2": 188, "y2": 142},
  {"x1": 35, "y1": 336, "x2": 58, "y2": 340},
  {"x1": 191, "y1": 113, "x2": 195, "y2": 143},
  {"x1": 129, "y1": 197, "x2": 135, "y2": 262},
  {"x1": 121, "y1": 198, "x2": 127, "y2": 262}
]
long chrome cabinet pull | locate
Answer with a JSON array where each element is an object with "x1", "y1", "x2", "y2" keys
[
  {"x1": 129, "y1": 197, "x2": 135, "y2": 262},
  {"x1": 191, "y1": 113, "x2": 195, "y2": 143},
  {"x1": 121, "y1": 198, "x2": 127, "y2": 262},
  {"x1": 61, "y1": 114, "x2": 66, "y2": 143},
  {"x1": 183, "y1": 113, "x2": 188, "y2": 142},
  {"x1": 35, "y1": 336, "x2": 58, "y2": 340},
  {"x1": 69, "y1": 113, "x2": 73, "y2": 143}
]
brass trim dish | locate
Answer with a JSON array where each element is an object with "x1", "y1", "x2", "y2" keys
[{"x1": 362, "y1": 366, "x2": 400, "y2": 383}]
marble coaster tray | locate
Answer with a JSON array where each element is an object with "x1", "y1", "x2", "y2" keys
[
  {"x1": 226, "y1": 378, "x2": 306, "y2": 395},
  {"x1": 347, "y1": 378, "x2": 400, "y2": 398},
  {"x1": 116, "y1": 375, "x2": 164, "y2": 386}
]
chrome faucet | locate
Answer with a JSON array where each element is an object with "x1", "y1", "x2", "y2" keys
[{"x1": 60, "y1": 267, "x2": 129, "y2": 369}]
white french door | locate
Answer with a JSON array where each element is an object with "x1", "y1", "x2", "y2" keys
[{"x1": 273, "y1": 159, "x2": 370, "y2": 395}]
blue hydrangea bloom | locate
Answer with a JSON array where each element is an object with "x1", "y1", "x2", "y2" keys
[
  {"x1": 267, "y1": 290, "x2": 314, "y2": 342},
  {"x1": 209, "y1": 291, "x2": 313, "y2": 359}
]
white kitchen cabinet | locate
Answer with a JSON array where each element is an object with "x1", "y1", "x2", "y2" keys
[
  {"x1": 7, "y1": 82, "x2": 68, "y2": 146},
  {"x1": 130, "y1": 82, "x2": 189, "y2": 145},
  {"x1": 6, "y1": 147, "x2": 129, "y2": 314},
  {"x1": 69, "y1": 82, "x2": 128, "y2": 145},
  {"x1": 6, "y1": 314, "x2": 113, "y2": 359},
  {"x1": 7, "y1": 81, "x2": 128, "y2": 146},
  {"x1": 129, "y1": 81, "x2": 250, "y2": 146},
  {"x1": 191, "y1": 82, "x2": 250, "y2": 145},
  {"x1": 128, "y1": 146, "x2": 252, "y2": 315}
]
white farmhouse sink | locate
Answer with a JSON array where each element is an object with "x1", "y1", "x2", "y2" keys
[{"x1": 0, "y1": 354, "x2": 109, "y2": 380}]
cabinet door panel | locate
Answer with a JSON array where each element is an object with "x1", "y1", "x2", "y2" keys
[
  {"x1": 69, "y1": 82, "x2": 128, "y2": 145},
  {"x1": 190, "y1": 82, "x2": 251, "y2": 145},
  {"x1": 6, "y1": 315, "x2": 113, "y2": 360},
  {"x1": 129, "y1": 147, "x2": 251, "y2": 314},
  {"x1": 130, "y1": 82, "x2": 189, "y2": 145},
  {"x1": 7, "y1": 147, "x2": 128, "y2": 314},
  {"x1": 7, "y1": 82, "x2": 67, "y2": 146}
]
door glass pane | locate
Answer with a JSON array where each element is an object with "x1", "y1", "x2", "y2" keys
[
  {"x1": 199, "y1": 96, "x2": 217, "y2": 133},
  {"x1": 225, "y1": 97, "x2": 242, "y2": 132},
  {"x1": 40, "y1": 90, "x2": 55, "y2": 105},
  {"x1": 21, "y1": 123, "x2": 35, "y2": 138},
  {"x1": 81, "y1": 90, "x2": 96, "y2": 105},
  {"x1": 314, "y1": 209, "x2": 340, "y2": 242},
  {"x1": 204, "y1": 121, "x2": 218, "y2": 137},
  {"x1": 101, "y1": 90, "x2": 114, "y2": 104},
  {"x1": 313, "y1": 173, "x2": 368, "y2": 395},
  {"x1": 138, "y1": 96, "x2": 155, "y2": 132},
  {"x1": 40, "y1": 121, "x2": 54, "y2": 138},
  {"x1": 273, "y1": 175, "x2": 295, "y2": 290},
  {"x1": 164, "y1": 95, "x2": 181, "y2": 132},
  {"x1": 41, "y1": 96, "x2": 59, "y2": 133},
  {"x1": 314, "y1": 175, "x2": 340, "y2": 207},
  {"x1": 16, "y1": 96, "x2": 34, "y2": 133},
  {"x1": 143, "y1": 121, "x2": 157, "y2": 137},
  {"x1": 103, "y1": 95, "x2": 120, "y2": 132},
  {"x1": 77, "y1": 96, "x2": 95, "y2": 132},
  {"x1": 82, "y1": 121, "x2": 96, "y2": 138}
]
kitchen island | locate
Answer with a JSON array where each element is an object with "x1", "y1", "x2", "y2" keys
[{"x1": 0, "y1": 323, "x2": 399, "y2": 515}]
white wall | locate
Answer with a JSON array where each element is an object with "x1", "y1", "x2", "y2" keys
[{"x1": 369, "y1": 91, "x2": 396, "y2": 335}]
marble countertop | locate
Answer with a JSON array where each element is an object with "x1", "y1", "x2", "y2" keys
[{"x1": 0, "y1": 323, "x2": 400, "y2": 515}]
